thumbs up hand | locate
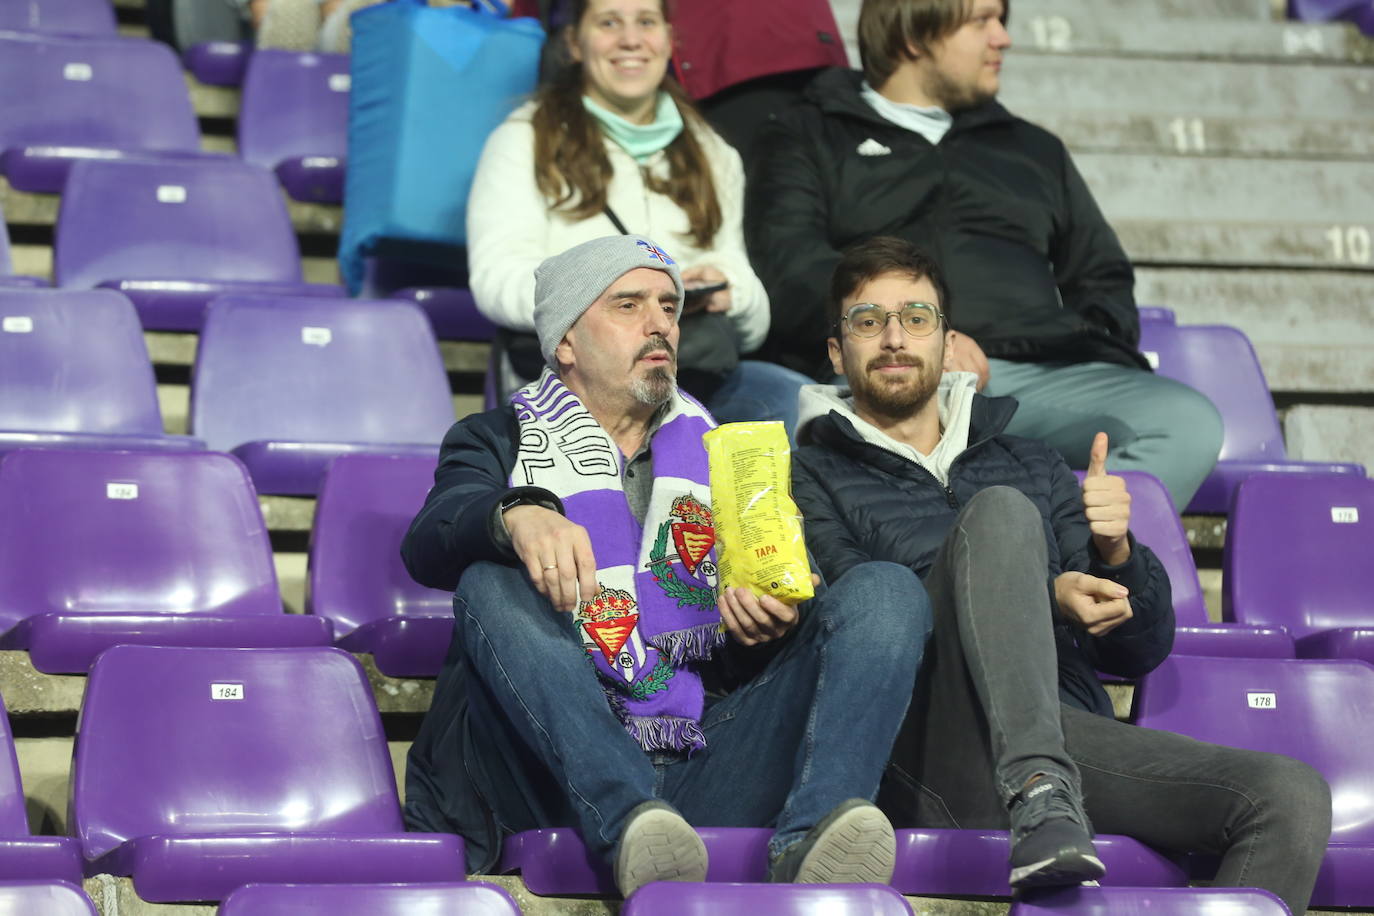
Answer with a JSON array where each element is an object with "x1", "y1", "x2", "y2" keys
[{"x1": 1082, "y1": 432, "x2": 1131, "y2": 566}]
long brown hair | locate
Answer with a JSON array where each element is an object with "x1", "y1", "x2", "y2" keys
[{"x1": 530, "y1": 0, "x2": 722, "y2": 249}]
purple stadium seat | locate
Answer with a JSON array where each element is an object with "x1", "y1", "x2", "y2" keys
[
  {"x1": 1288, "y1": 0, "x2": 1366, "y2": 25},
  {"x1": 0, "y1": 32, "x2": 201, "y2": 192},
  {"x1": 218, "y1": 882, "x2": 520, "y2": 915},
  {"x1": 1072, "y1": 469, "x2": 1292, "y2": 658},
  {"x1": 0, "y1": 449, "x2": 332, "y2": 673},
  {"x1": 1138, "y1": 321, "x2": 1365, "y2": 513},
  {"x1": 500, "y1": 827, "x2": 1185, "y2": 897},
  {"x1": 0, "y1": 204, "x2": 48, "y2": 288},
  {"x1": 309, "y1": 453, "x2": 455, "y2": 676},
  {"x1": 0, "y1": 694, "x2": 83, "y2": 884},
  {"x1": 1225, "y1": 472, "x2": 1374, "y2": 663},
  {"x1": 183, "y1": 41, "x2": 251, "y2": 87},
  {"x1": 0, "y1": 883, "x2": 95, "y2": 915},
  {"x1": 238, "y1": 50, "x2": 350, "y2": 204},
  {"x1": 622, "y1": 882, "x2": 914, "y2": 915},
  {"x1": 53, "y1": 157, "x2": 343, "y2": 331},
  {"x1": 0, "y1": 0, "x2": 116, "y2": 37},
  {"x1": 71, "y1": 645, "x2": 466, "y2": 902},
  {"x1": 189, "y1": 295, "x2": 452, "y2": 496},
  {"x1": 0, "y1": 289, "x2": 204, "y2": 455},
  {"x1": 1135, "y1": 654, "x2": 1374, "y2": 907},
  {"x1": 1009, "y1": 885, "x2": 1290, "y2": 914}
]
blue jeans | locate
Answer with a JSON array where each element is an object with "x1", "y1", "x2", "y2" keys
[
  {"x1": 983, "y1": 359, "x2": 1223, "y2": 512},
  {"x1": 707, "y1": 360, "x2": 813, "y2": 445},
  {"x1": 456, "y1": 560, "x2": 930, "y2": 863}
]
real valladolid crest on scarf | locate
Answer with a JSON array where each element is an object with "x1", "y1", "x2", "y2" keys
[{"x1": 510, "y1": 369, "x2": 725, "y2": 753}]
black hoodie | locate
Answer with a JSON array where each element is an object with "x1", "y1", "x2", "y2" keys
[{"x1": 746, "y1": 67, "x2": 1147, "y2": 380}]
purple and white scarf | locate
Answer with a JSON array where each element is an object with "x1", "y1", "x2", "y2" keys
[{"x1": 511, "y1": 369, "x2": 725, "y2": 753}]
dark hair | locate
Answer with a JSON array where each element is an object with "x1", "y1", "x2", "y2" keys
[
  {"x1": 828, "y1": 236, "x2": 952, "y2": 328},
  {"x1": 858, "y1": 0, "x2": 1010, "y2": 88},
  {"x1": 529, "y1": 0, "x2": 722, "y2": 249}
]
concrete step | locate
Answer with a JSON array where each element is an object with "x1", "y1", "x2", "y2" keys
[
  {"x1": 1020, "y1": 107, "x2": 1373, "y2": 160},
  {"x1": 1134, "y1": 268, "x2": 1374, "y2": 392},
  {"x1": 1075, "y1": 153, "x2": 1374, "y2": 269},
  {"x1": 830, "y1": 0, "x2": 1277, "y2": 67},
  {"x1": 1008, "y1": 4, "x2": 1368, "y2": 61},
  {"x1": 1284, "y1": 405, "x2": 1374, "y2": 466},
  {"x1": 999, "y1": 57, "x2": 1374, "y2": 160}
]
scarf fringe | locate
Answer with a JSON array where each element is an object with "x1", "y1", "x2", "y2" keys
[
  {"x1": 624, "y1": 714, "x2": 707, "y2": 755},
  {"x1": 650, "y1": 621, "x2": 728, "y2": 666}
]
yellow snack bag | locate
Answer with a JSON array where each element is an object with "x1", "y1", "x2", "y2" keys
[{"x1": 703, "y1": 421, "x2": 814, "y2": 603}]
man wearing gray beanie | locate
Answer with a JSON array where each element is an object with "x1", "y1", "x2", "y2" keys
[{"x1": 400, "y1": 235, "x2": 929, "y2": 898}]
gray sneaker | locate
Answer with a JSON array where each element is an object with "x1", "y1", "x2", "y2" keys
[
  {"x1": 1007, "y1": 775, "x2": 1105, "y2": 888},
  {"x1": 769, "y1": 799, "x2": 896, "y2": 884},
  {"x1": 613, "y1": 800, "x2": 708, "y2": 897}
]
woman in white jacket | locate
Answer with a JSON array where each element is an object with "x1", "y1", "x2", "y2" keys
[{"x1": 466, "y1": 0, "x2": 809, "y2": 434}]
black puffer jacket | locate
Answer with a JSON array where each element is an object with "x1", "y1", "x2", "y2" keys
[
  {"x1": 746, "y1": 68, "x2": 1146, "y2": 380},
  {"x1": 792, "y1": 393, "x2": 1173, "y2": 716}
]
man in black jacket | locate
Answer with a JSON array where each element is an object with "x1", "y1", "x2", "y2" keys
[
  {"x1": 746, "y1": 0, "x2": 1222, "y2": 511},
  {"x1": 400, "y1": 234, "x2": 930, "y2": 894},
  {"x1": 790, "y1": 235, "x2": 1331, "y2": 910}
]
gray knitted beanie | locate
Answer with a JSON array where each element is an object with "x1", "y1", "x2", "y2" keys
[{"x1": 533, "y1": 234, "x2": 685, "y2": 366}]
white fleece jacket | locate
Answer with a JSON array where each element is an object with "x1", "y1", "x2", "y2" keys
[{"x1": 465, "y1": 100, "x2": 770, "y2": 353}]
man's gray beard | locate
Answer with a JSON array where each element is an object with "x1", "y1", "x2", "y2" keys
[{"x1": 630, "y1": 367, "x2": 676, "y2": 406}]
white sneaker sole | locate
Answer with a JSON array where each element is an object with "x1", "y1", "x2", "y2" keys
[
  {"x1": 794, "y1": 804, "x2": 897, "y2": 884},
  {"x1": 615, "y1": 807, "x2": 709, "y2": 897},
  {"x1": 1009, "y1": 852, "x2": 1106, "y2": 888}
]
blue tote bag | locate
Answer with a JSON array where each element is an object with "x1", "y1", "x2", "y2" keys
[{"x1": 339, "y1": 0, "x2": 544, "y2": 293}]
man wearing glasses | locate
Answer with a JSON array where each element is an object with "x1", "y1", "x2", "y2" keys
[{"x1": 788, "y1": 236, "x2": 1331, "y2": 911}]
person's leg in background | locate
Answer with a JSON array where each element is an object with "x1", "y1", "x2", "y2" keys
[
  {"x1": 983, "y1": 359, "x2": 1224, "y2": 512},
  {"x1": 706, "y1": 359, "x2": 813, "y2": 444}
]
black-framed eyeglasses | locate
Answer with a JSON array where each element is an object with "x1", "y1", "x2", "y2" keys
[{"x1": 839, "y1": 302, "x2": 944, "y2": 339}]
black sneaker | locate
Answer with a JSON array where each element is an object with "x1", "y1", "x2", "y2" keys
[
  {"x1": 1007, "y1": 775, "x2": 1105, "y2": 888},
  {"x1": 769, "y1": 799, "x2": 896, "y2": 884},
  {"x1": 613, "y1": 800, "x2": 708, "y2": 897}
]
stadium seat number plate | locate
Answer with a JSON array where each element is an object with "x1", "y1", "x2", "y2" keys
[
  {"x1": 1246, "y1": 692, "x2": 1276, "y2": 709},
  {"x1": 105, "y1": 483, "x2": 138, "y2": 500},
  {"x1": 1331, "y1": 507, "x2": 1359, "y2": 524},
  {"x1": 2, "y1": 316, "x2": 32, "y2": 333},
  {"x1": 211, "y1": 683, "x2": 245, "y2": 701}
]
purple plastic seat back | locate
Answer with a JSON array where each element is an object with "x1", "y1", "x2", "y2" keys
[
  {"x1": 0, "y1": 289, "x2": 163, "y2": 436},
  {"x1": 72, "y1": 645, "x2": 404, "y2": 860},
  {"x1": 1225, "y1": 473, "x2": 1374, "y2": 640},
  {"x1": 0, "y1": 0, "x2": 117, "y2": 36},
  {"x1": 189, "y1": 296, "x2": 454, "y2": 453},
  {"x1": 1137, "y1": 322, "x2": 1284, "y2": 464},
  {"x1": 219, "y1": 882, "x2": 521, "y2": 915},
  {"x1": 1288, "y1": 0, "x2": 1365, "y2": 22},
  {"x1": 309, "y1": 453, "x2": 452, "y2": 637},
  {"x1": 1009, "y1": 885, "x2": 1289, "y2": 914},
  {"x1": 0, "y1": 883, "x2": 97, "y2": 915},
  {"x1": 1136, "y1": 654, "x2": 1374, "y2": 843},
  {"x1": 622, "y1": 883, "x2": 913, "y2": 915},
  {"x1": 0, "y1": 32, "x2": 198, "y2": 158},
  {"x1": 1074, "y1": 469, "x2": 1206, "y2": 625},
  {"x1": 0, "y1": 449, "x2": 282, "y2": 634},
  {"x1": 54, "y1": 157, "x2": 304, "y2": 290},
  {"x1": 238, "y1": 50, "x2": 349, "y2": 200}
]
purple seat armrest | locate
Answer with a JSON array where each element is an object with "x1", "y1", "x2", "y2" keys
[
  {"x1": 275, "y1": 157, "x2": 345, "y2": 205},
  {"x1": 0, "y1": 614, "x2": 333, "y2": 674},
  {"x1": 89, "y1": 833, "x2": 465, "y2": 903},
  {"x1": 231, "y1": 442, "x2": 440, "y2": 497},
  {"x1": 101, "y1": 281, "x2": 344, "y2": 333},
  {"x1": 0, "y1": 433, "x2": 206, "y2": 459},
  {"x1": 184, "y1": 42, "x2": 252, "y2": 87},
  {"x1": 0, "y1": 838, "x2": 84, "y2": 885},
  {"x1": 335, "y1": 616, "x2": 456, "y2": 678},
  {"x1": 390, "y1": 288, "x2": 499, "y2": 342},
  {"x1": 1172, "y1": 625, "x2": 1295, "y2": 659},
  {"x1": 892, "y1": 829, "x2": 1186, "y2": 897},
  {"x1": 1296, "y1": 628, "x2": 1374, "y2": 664},
  {"x1": 1188, "y1": 461, "x2": 1368, "y2": 514},
  {"x1": 501, "y1": 827, "x2": 771, "y2": 896}
]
